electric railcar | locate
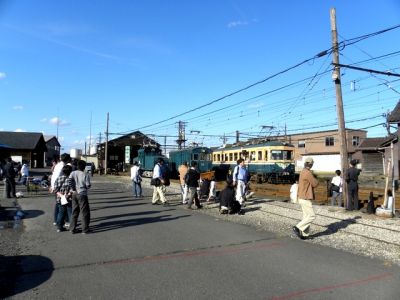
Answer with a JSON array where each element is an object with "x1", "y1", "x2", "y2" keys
[
  {"x1": 135, "y1": 147, "x2": 169, "y2": 177},
  {"x1": 211, "y1": 141, "x2": 295, "y2": 183},
  {"x1": 168, "y1": 147, "x2": 213, "y2": 179}
]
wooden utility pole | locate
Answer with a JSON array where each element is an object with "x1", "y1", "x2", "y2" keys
[
  {"x1": 330, "y1": 8, "x2": 349, "y2": 207},
  {"x1": 105, "y1": 112, "x2": 109, "y2": 175}
]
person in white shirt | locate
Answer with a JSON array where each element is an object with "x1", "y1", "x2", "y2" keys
[
  {"x1": 20, "y1": 161, "x2": 29, "y2": 186},
  {"x1": 331, "y1": 170, "x2": 343, "y2": 207},
  {"x1": 151, "y1": 158, "x2": 168, "y2": 205},
  {"x1": 130, "y1": 161, "x2": 142, "y2": 198}
]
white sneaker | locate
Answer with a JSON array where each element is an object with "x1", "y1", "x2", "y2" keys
[
  {"x1": 246, "y1": 192, "x2": 255, "y2": 199},
  {"x1": 53, "y1": 222, "x2": 57, "y2": 226}
]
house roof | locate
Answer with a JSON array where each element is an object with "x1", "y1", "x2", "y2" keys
[
  {"x1": 388, "y1": 101, "x2": 400, "y2": 123},
  {"x1": 0, "y1": 131, "x2": 47, "y2": 151},
  {"x1": 44, "y1": 135, "x2": 61, "y2": 146},
  {"x1": 106, "y1": 131, "x2": 160, "y2": 148},
  {"x1": 357, "y1": 137, "x2": 388, "y2": 150}
]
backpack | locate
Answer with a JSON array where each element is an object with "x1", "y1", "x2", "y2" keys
[
  {"x1": 184, "y1": 172, "x2": 190, "y2": 185},
  {"x1": 162, "y1": 165, "x2": 171, "y2": 186}
]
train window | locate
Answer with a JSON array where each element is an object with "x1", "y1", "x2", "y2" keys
[
  {"x1": 298, "y1": 140, "x2": 305, "y2": 148},
  {"x1": 250, "y1": 151, "x2": 256, "y2": 161},
  {"x1": 198, "y1": 153, "x2": 209, "y2": 160},
  {"x1": 258, "y1": 151, "x2": 262, "y2": 160},
  {"x1": 193, "y1": 154, "x2": 199, "y2": 160},
  {"x1": 225, "y1": 154, "x2": 228, "y2": 161},
  {"x1": 234, "y1": 152, "x2": 238, "y2": 161},
  {"x1": 265, "y1": 151, "x2": 268, "y2": 161},
  {"x1": 283, "y1": 150, "x2": 293, "y2": 160},
  {"x1": 271, "y1": 150, "x2": 283, "y2": 160},
  {"x1": 229, "y1": 153, "x2": 233, "y2": 161},
  {"x1": 217, "y1": 154, "x2": 221, "y2": 161}
]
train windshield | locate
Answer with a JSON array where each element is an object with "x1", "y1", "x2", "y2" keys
[
  {"x1": 271, "y1": 150, "x2": 293, "y2": 160},
  {"x1": 193, "y1": 153, "x2": 211, "y2": 161}
]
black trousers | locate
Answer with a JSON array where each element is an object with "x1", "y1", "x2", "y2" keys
[
  {"x1": 70, "y1": 194, "x2": 90, "y2": 232},
  {"x1": 5, "y1": 178, "x2": 16, "y2": 198},
  {"x1": 347, "y1": 183, "x2": 359, "y2": 210}
]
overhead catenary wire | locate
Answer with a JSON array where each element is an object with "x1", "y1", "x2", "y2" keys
[{"x1": 108, "y1": 24, "x2": 400, "y2": 148}]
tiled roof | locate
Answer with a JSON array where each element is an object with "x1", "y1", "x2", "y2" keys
[
  {"x1": 0, "y1": 131, "x2": 47, "y2": 150},
  {"x1": 388, "y1": 101, "x2": 400, "y2": 123},
  {"x1": 357, "y1": 137, "x2": 388, "y2": 150}
]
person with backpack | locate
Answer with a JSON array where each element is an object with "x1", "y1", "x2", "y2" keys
[
  {"x1": 185, "y1": 161, "x2": 203, "y2": 209},
  {"x1": 232, "y1": 158, "x2": 249, "y2": 207}
]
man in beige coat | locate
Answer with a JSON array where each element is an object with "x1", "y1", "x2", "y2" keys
[{"x1": 293, "y1": 157, "x2": 319, "y2": 240}]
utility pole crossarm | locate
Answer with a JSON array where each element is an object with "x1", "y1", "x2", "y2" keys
[{"x1": 332, "y1": 63, "x2": 400, "y2": 77}]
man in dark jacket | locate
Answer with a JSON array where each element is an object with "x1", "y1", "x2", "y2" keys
[
  {"x1": 219, "y1": 178, "x2": 242, "y2": 214},
  {"x1": 4, "y1": 157, "x2": 17, "y2": 198},
  {"x1": 186, "y1": 161, "x2": 202, "y2": 209},
  {"x1": 346, "y1": 159, "x2": 361, "y2": 211}
]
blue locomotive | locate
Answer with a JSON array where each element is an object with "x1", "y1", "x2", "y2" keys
[
  {"x1": 135, "y1": 147, "x2": 169, "y2": 177},
  {"x1": 168, "y1": 147, "x2": 213, "y2": 178}
]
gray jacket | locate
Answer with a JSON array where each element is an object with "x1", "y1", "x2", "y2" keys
[{"x1": 69, "y1": 170, "x2": 91, "y2": 195}]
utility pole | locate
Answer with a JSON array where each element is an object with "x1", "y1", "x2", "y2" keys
[
  {"x1": 176, "y1": 121, "x2": 187, "y2": 150},
  {"x1": 331, "y1": 8, "x2": 349, "y2": 207},
  {"x1": 236, "y1": 130, "x2": 240, "y2": 144},
  {"x1": 105, "y1": 112, "x2": 109, "y2": 175}
]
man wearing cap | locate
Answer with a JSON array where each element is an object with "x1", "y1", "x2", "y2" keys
[
  {"x1": 346, "y1": 159, "x2": 361, "y2": 211},
  {"x1": 293, "y1": 157, "x2": 319, "y2": 240}
]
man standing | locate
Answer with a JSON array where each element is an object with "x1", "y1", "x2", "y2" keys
[
  {"x1": 4, "y1": 157, "x2": 16, "y2": 198},
  {"x1": 178, "y1": 161, "x2": 189, "y2": 204},
  {"x1": 151, "y1": 158, "x2": 168, "y2": 206},
  {"x1": 346, "y1": 159, "x2": 361, "y2": 211},
  {"x1": 20, "y1": 161, "x2": 29, "y2": 186},
  {"x1": 69, "y1": 160, "x2": 91, "y2": 234},
  {"x1": 232, "y1": 158, "x2": 249, "y2": 207},
  {"x1": 293, "y1": 157, "x2": 319, "y2": 240},
  {"x1": 130, "y1": 161, "x2": 142, "y2": 198},
  {"x1": 186, "y1": 161, "x2": 203, "y2": 209}
]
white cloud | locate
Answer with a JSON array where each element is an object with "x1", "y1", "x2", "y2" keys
[
  {"x1": 13, "y1": 105, "x2": 23, "y2": 110},
  {"x1": 49, "y1": 117, "x2": 70, "y2": 126},
  {"x1": 14, "y1": 128, "x2": 26, "y2": 132},
  {"x1": 227, "y1": 20, "x2": 249, "y2": 28},
  {"x1": 0, "y1": 72, "x2": 6, "y2": 79},
  {"x1": 40, "y1": 118, "x2": 48, "y2": 122}
]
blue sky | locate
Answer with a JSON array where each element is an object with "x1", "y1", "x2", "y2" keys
[{"x1": 1, "y1": 0, "x2": 400, "y2": 153}]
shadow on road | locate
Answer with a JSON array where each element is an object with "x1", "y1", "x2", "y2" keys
[
  {"x1": 90, "y1": 210, "x2": 170, "y2": 222},
  {"x1": 310, "y1": 216, "x2": 362, "y2": 238},
  {"x1": 90, "y1": 214, "x2": 190, "y2": 233},
  {"x1": 90, "y1": 202, "x2": 147, "y2": 211},
  {"x1": 20, "y1": 209, "x2": 45, "y2": 219},
  {"x1": 0, "y1": 254, "x2": 54, "y2": 298}
]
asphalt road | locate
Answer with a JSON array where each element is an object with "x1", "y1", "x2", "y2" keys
[{"x1": 5, "y1": 176, "x2": 400, "y2": 299}]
